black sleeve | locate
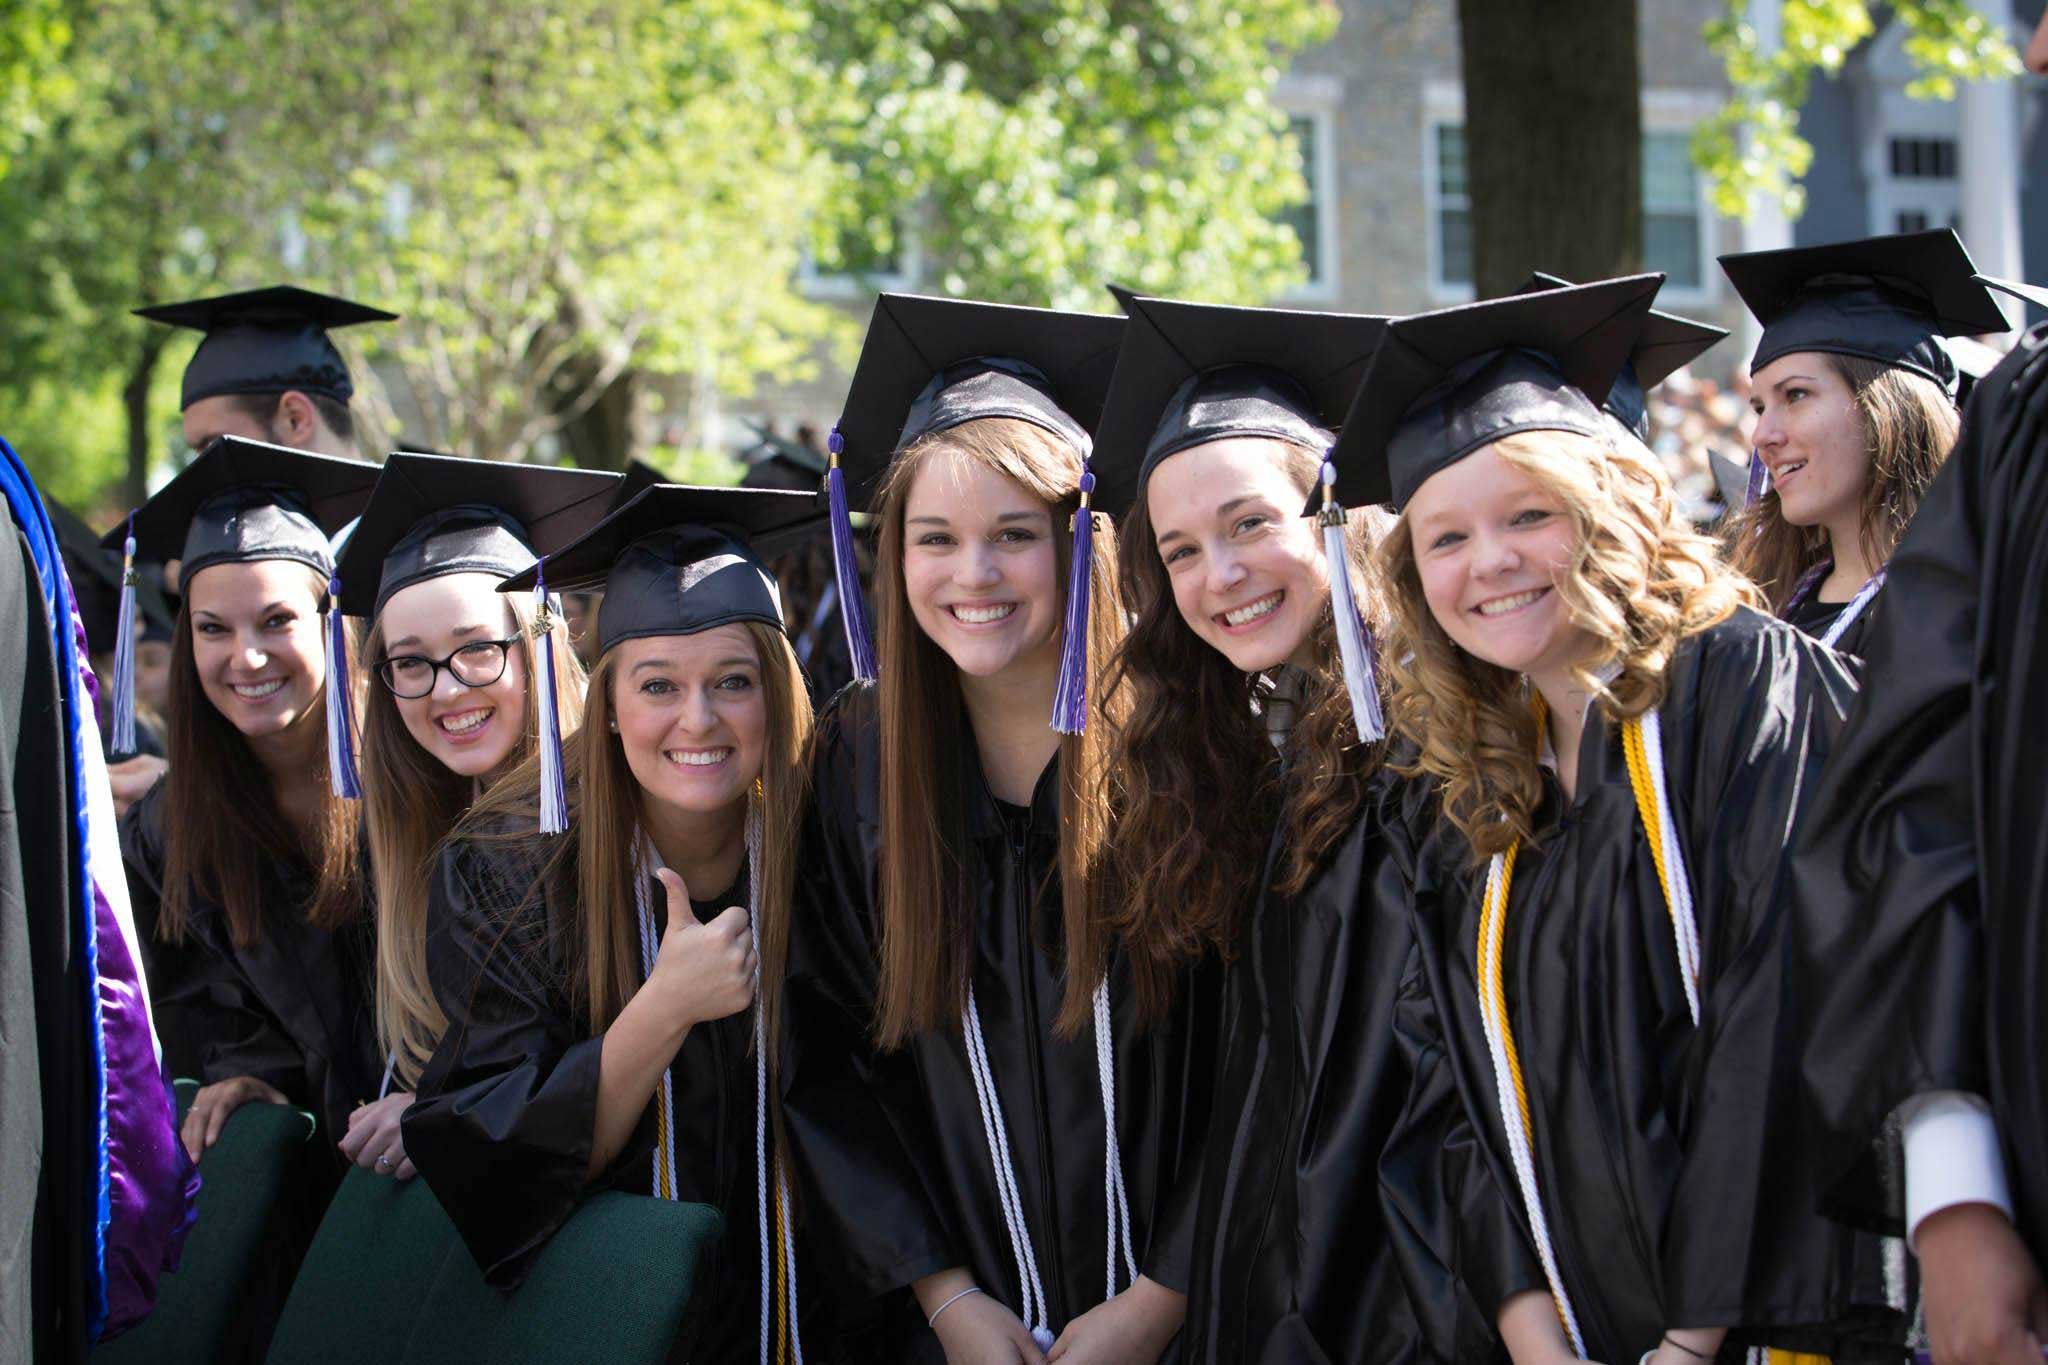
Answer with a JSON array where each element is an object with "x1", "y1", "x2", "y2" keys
[
  {"x1": 777, "y1": 691, "x2": 957, "y2": 1298},
  {"x1": 402, "y1": 834, "x2": 640, "y2": 1289}
]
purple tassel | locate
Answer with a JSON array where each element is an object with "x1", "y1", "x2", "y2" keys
[
  {"x1": 825, "y1": 425, "x2": 877, "y2": 681},
  {"x1": 1744, "y1": 447, "x2": 1770, "y2": 508},
  {"x1": 110, "y1": 512, "x2": 139, "y2": 755},
  {"x1": 1050, "y1": 469, "x2": 1097, "y2": 734},
  {"x1": 323, "y1": 573, "x2": 361, "y2": 799},
  {"x1": 533, "y1": 558, "x2": 568, "y2": 835}
]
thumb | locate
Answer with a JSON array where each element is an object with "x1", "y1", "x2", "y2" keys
[{"x1": 653, "y1": 868, "x2": 691, "y2": 929}]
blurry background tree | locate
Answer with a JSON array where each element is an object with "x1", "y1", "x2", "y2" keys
[
  {"x1": 0, "y1": 0, "x2": 1336, "y2": 511},
  {"x1": 1451, "y1": 0, "x2": 2022, "y2": 298}
]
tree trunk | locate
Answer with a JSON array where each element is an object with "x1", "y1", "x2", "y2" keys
[
  {"x1": 121, "y1": 332, "x2": 166, "y2": 510},
  {"x1": 551, "y1": 360, "x2": 640, "y2": 471},
  {"x1": 1455, "y1": 0, "x2": 1643, "y2": 298}
]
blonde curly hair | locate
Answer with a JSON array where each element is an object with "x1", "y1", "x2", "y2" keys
[{"x1": 1376, "y1": 429, "x2": 1758, "y2": 861}]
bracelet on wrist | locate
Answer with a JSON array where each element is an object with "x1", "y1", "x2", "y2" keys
[
  {"x1": 1661, "y1": 1334, "x2": 1714, "y2": 1361},
  {"x1": 927, "y1": 1285, "x2": 984, "y2": 1327}
]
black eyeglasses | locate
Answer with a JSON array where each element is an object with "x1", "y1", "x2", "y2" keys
[{"x1": 375, "y1": 635, "x2": 523, "y2": 699}]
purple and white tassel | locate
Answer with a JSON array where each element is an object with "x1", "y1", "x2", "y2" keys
[
  {"x1": 324, "y1": 573, "x2": 362, "y2": 799},
  {"x1": 533, "y1": 557, "x2": 568, "y2": 835},
  {"x1": 1318, "y1": 459, "x2": 1385, "y2": 744},
  {"x1": 825, "y1": 426, "x2": 878, "y2": 682},
  {"x1": 1049, "y1": 470, "x2": 1097, "y2": 735},
  {"x1": 1744, "y1": 447, "x2": 1770, "y2": 508},
  {"x1": 110, "y1": 512, "x2": 140, "y2": 755}
]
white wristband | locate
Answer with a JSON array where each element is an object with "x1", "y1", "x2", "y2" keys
[{"x1": 927, "y1": 1285, "x2": 984, "y2": 1327}]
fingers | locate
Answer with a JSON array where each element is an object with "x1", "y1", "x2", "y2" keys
[
  {"x1": 203, "y1": 1091, "x2": 236, "y2": 1150},
  {"x1": 394, "y1": 1158, "x2": 418, "y2": 1181},
  {"x1": 337, "y1": 1118, "x2": 373, "y2": 1163},
  {"x1": 654, "y1": 867, "x2": 687, "y2": 913},
  {"x1": 180, "y1": 1104, "x2": 206, "y2": 1163}
]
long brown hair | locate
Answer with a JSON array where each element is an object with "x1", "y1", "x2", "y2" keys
[
  {"x1": 158, "y1": 569, "x2": 365, "y2": 949},
  {"x1": 1099, "y1": 438, "x2": 1390, "y2": 1027},
  {"x1": 1728, "y1": 353, "x2": 1959, "y2": 608},
  {"x1": 1379, "y1": 430, "x2": 1756, "y2": 863},
  {"x1": 362, "y1": 587, "x2": 588, "y2": 1088},
  {"x1": 869, "y1": 417, "x2": 1128, "y2": 1047},
  {"x1": 458, "y1": 621, "x2": 812, "y2": 1055}
]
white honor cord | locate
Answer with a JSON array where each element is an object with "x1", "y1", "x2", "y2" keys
[
  {"x1": 378, "y1": 1049, "x2": 397, "y2": 1102},
  {"x1": 1639, "y1": 709, "x2": 1703, "y2": 1025},
  {"x1": 1090, "y1": 982, "x2": 1136, "y2": 1297},
  {"x1": 1818, "y1": 569, "x2": 1886, "y2": 649},
  {"x1": 745, "y1": 802, "x2": 802, "y2": 1365},
  {"x1": 962, "y1": 988, "x2": 1053, "y2": 1349},
  {"x1": 1478, "y1": 851, "x2": 1588, "y2": 1358},
  {"x1": 632, "y1": 843, "x2": 679, "y2": 1201}
]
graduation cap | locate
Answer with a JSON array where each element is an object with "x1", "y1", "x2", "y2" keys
[
  {"x1": 333, "y1": 454, "x2": 622, "y2": 619},
  {"x1": 497, "y1": 484, "x2": 819, "y2": 834},
  {"x1": 1324, "y1": 273, "x2": 1665, "y2": 512},
  {"x1": 1088, "y1": 289, "x2": 1389, "y2": 520},
  {"x1": 1718, "y1": 229, "x2": 2008, "y2": 397},
  {"x1": 134, "y1": 285, "x2": 398, "y2": 410},
  {"x1": 739, "y1": 423, "x2": 828, "y2": 492},
  {"x1": 1976, "y1": 274, "x2": 2048, "y2": 315},
  {"x1": 100, "y1": 436, "x2": 378, "y2": 763},
  {"x1": 1514, "y1": 272, "x2": 1726, "y2": 443},
  {"x1": 825, "y1": 293, "x2": 1124, "y2": 701}
]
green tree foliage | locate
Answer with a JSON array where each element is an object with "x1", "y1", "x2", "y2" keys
[
  {"x1": 0, "y1": 0, "x2": 1334, "y2": 503},
  {"x1": 1697, "y1": 0, "x2": 2022, "y2": 220}
]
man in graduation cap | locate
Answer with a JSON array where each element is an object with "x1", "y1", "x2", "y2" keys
[{"x1": 134, "y1": 285, "x2": 397, "y2": 459}]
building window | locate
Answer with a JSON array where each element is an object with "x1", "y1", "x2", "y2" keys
[
  {"x1": 1889, "y1": 136, "x2": 1957, "y2": 180},
  {"x1": 1271, "y1": 83, "x2": 1340, "y2": 303},
  {"x1": 1430, "y1": 124, "x2": 1704, "y2": 295},
  {"x1": 1277, "y1": 115, "x2": 1325, "y2": 288}
]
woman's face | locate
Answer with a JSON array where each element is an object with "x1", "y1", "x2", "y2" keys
[
  {"x1": 1748, "y1": 352, "x2": 1869, "y2": 535},
  {"x1": 610, "y1": 625, "x2": 767, "y2": 817},
  {"x1": 376, "y1": 573, "x2": 529, "y2": 779},
  {"x1": 184, "y1": 559, "x2": 327, "y2": 740},
  {"x1": 1145, "y1": 438, "x2": 1328, "y2": 674},
  {"x1": 1404, "y1": 444, "x2": 1590, "y2": 683},
  {"x1": 900, "y1": 447, "x2": 1063, "y2": 681}
]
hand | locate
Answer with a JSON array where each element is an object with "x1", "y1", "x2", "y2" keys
[
  {"x1": 1497, "y1": 1290, "x2": 1590, "y2": 1365},
  {"x1": 645, "y1": 869, "x2": 754, "y2": 1028},
  {"x1": 181, "y1": 1075, "x2": 287, "y2": 1163},
  {"x1": 339, "y1": 1091, "x2": 417, "y2": 1179},
  {"x1": 1047, "y1": 1274, "x2": 1185, "y2": 1362},
  {"x1": 108, "y1": 754, "x2": 167, "y2": 817},
  {"x1": 930, "y1": 1292, "x2": 1047, "y2": 1364},
  {"x1": 1919, "y1": 1201, "x2": 2048, "y2": 1364}
]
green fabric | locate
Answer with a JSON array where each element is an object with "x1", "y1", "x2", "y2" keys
[
  {"x1": 93, "y1": 1079, "x2": 317, "y2": 1364},
  {"x1": 268, "y1": 1168, "x2": 723, "y2": 1365}
]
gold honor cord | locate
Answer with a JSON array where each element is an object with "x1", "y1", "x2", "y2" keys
[{"x1": 1479, "y1": 699, "x2": 1824, "y2": 1363}]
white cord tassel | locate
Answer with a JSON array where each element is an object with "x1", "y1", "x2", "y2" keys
[
  {"x1": 1819, "y1": 569, "x2": 1887, "y2": 649},
  {"x1": 1318, "y1": 459, "x2": 1385, "y2": 743},
  {"x1": 533, "y1": 562, "x2": 568, "y2": 835},
  {"x1": 1090, "y1": 982, "x2": 1136, "y2": 1298},
  {"x1": 1640, "y1": 709, "x2": 1703, "y2": 1024},
  {"x1": 962, "y1": 989, "x2": 1054, "y2": 1351},
  {"x1": 746, "y1": 801, "x2": 802, "y2": 1363},
  {"x1": 1478, "y1": 852, "x2": 1587, "y2": 1358},
  {"x1": 110, "y1": 519, "x2": 139, "y2": 755},
  {"x1": 633, "y1": 844, "x2": 678, "y2": 1200}
]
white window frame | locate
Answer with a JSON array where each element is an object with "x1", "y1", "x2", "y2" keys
[
  {"x1": 1273, "y1": 74, "x2": 1342, "y2": 303},
  {"x1": 1865, "y1": 87, "x2": 1963, "y2": 240},
  {"x1": 1422, "y1": 83, "x2": 1721, "y2": 307}
]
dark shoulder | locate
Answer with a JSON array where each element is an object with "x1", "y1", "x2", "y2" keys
[
  {"x1": 437, "y1": 812, "x2": 571, "y2": 935},
  {"x1": 812, "y1": 677, "x2": 879, "y2": 783},
  {"x1": 1668, "y1": 604, "x2": 1858, "y2": 735},
  {"x1": 119, "y1": 777, "x2": 169, "y2": 871}
]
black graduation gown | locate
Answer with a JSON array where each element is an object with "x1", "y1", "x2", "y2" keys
[
  {"x1": 401, "y1": 819, "x2": 769, "y2": 1362},
  {"x1": 118, "y1": 782, "x2": 381, "y2": 1149},
  {"x1": 1792, "y1": 321, "x2": 2048, "y2": 1258},
  {"x1": 1783, "y1": 586, "x2": 1877, "y2": 658},
  {"x1": 778, "y1": 682, "x2": 1203, "y2": 1354},
  {"x1": 1383, "y1": 608, "x2": 1898, "y2": 1362},
  {"x1": 1181, "y1": 764, "x2": 1436, "y2": 1365}
]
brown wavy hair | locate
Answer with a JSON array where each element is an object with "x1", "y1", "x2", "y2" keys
[
  {"x1": 362, "y1": 586, "x2": 587, "y2": 1088},
  {"x1": 458, "y1": 620, "x2": 812, "y2": 1055},
  {"x1": 1099, "y1": 438, "x2": 1391, "y2": 1028},
  {"x1": 1378, "y1": 430, "x2": 1757, "y2": 862},
  {"x1": 158, "y1": 569, "x2": 365, "y2": 949},
  {"x1": 869, "y1": 417, "x2": 1128, "y2": 1047},
  {"x1": 1727, "y1": 353, "x2": 1959, "y2": 609}
]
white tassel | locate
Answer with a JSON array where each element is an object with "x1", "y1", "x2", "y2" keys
[
  {"x1": 963, "y1": 989, "x2": 1054, "y2": 1351},
  {"x1": 1317, "y1": 459, "x2": 1384, "y2": 744},
  {"x1": 1091, "y1": 981, "x2": 1136, "y2": 1299},
  {"x1": 533, "y1": 561, "x2": 568, "y2": 835}
]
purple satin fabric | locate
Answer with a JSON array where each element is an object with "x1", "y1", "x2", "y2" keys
[{"x1": 69, "y1": 605, "x2": 198, "y2": 1339}]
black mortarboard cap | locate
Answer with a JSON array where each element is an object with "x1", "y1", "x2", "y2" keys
[
  {"x1": 831, "y1": 294, "x2": 1124, "y2": 510},
  {"x1": 134, "y1": 285, "x2": 399, "y2": 410},
  {"x1": 501, "y1": 485, "x2": 820, "y2": 654},
  {"x1": 1326, "y1": 273, "x2": 1664, "y2": 510},
  {"x1": 1719, "y1": 229, "x2": 2008, "y2": 396},
  {"x1": 740, "y1": 423, "x2": 828, "y2": 492},
  {"x1": 611, "y1": 459, "x2": 671, "y2": 512},
  {"x1": 1514, "y1": 271, "x2": 1726, "y2": 442},
  {"x1": 1088, "y1": 289, "x2": 1389, "y2": 518},
  {"x1": 106, "y1": 436, "x2": 380, "y2": 581},
  {"x1": 334, "y1": 453, "x2": 623, "y2": 618},
  {"x1": 1975, "y1": 274, "x2": 2048, "y2": 314}
]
